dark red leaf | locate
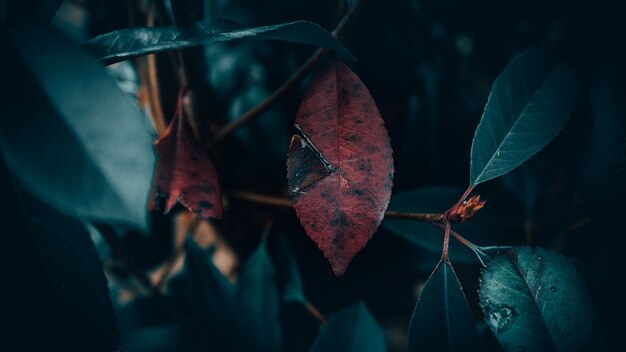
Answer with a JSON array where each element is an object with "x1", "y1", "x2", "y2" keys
[
  {"x1": 287, "y1": 60, "x2": 394, "y2": 276},
  {"x1": 153, "y1": 91, "x2": 222, "y2": 219}
]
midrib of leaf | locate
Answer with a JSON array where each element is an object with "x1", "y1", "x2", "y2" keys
[
  {"x1": 508, "y1": 253, "x2": 557, "y2": 349},
  {"x1": 471, "y1": 66, "x2": 554, "y2": 185}
]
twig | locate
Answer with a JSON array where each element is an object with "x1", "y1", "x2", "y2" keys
[
  {"x1": 210, "y1": 0, "x2": 367, "y2": 146},
  {"x1": 304, "y1": 301, "x2": 327, "y2": 324}
]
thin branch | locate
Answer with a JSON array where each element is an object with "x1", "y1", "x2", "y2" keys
[
  {"x1": 304, "y1": 301, "x2": 327, "y2": 324},
  {"x1": 210, "y1": 0, "x2": 367, "y2": 146},
  {"x1": 441, "y1": 221, "x2": 451, "y2": 261}
]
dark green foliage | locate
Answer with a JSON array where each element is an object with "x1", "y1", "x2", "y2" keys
[
  {"x1": 0, "y1": 24, "x2": 155, "y2": 230},
  {"x1": 408, "y1": 260, "x2": 481, "y2": 352},
  {"x1": 479, "y1": 247, "x2": 598, "y2": 351},
  {"x1": 84, "y1": 20, "x2": 353, "y2": 65},
  {"x1": 470, "y1": 49, "x2": 578, "y2": 186},
  {"x1": 310, "y1": 302, "x2": 386, "y2": 352}
]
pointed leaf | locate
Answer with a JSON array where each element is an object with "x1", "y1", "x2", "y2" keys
[
  {"x1": 2, "y1": 159, "x2": 119, "y2": 351},
  {"x1": 274, "y1": 235, "x2": 307, "y2": 304},
  {"x1": 470, "y1": 48, "x2": 578, "y2": 186},
  {"x1": 0, "y1": 25, "x2": 155, "y2": 230},
  {"x1": 286, "y1": 59, "x2": 394, "y2": 276},
  {"x1": 154, "y1": 92, "x2": 222, "y2": 219},
  {"x1": 382, "y1": 187, "x2": 505, "y2": 263},
  {"x1": 408, "y1": 260, "x2": 481, "y2": 352},
  {"x1": 84, "y1": 20, "x2": 353, "y2": 66},
  {"x1": 577, "y1": 66, "x2": 626, "y2": 205},
  {"x1": 310, "y1": 302, "x2": 386, "y2": 352},
  {"x1": 479, "y1": 247, "x2": 598, "y2": 351}
]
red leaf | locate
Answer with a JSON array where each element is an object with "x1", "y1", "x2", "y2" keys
[
  {"x1": 153, "y1": 90, "x2": 222, "y2": 219},
  {"x1": 287, "y1": 60, "x2": 394, "y2": 276}
]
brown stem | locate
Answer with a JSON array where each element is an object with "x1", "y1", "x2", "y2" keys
[
  {"x1": 304, "y1": 301, "x2": 327, "y2": 324},
  {"x1": 441, "y1": 221, "x2": 451, "y2": 260},
  {"x1": 210, "y1": 0, "x2": 367, "y2": 146},
  {"x1": 446, "y1": 185, "x2": 474, "y2": 215},
  {"x1": 384, "y1": 211, "x2": 444, "y2": 223}
]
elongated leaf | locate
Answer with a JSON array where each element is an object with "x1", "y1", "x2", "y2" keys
[
  {"x1": 274, "y1": 235, "x2": 307, "y2": 304},
  {"x1": 408, "y1": 260, "x2": 481, "y2": 352},
  {"x1": 154, "y1": 91, "x2": 222, "y2": 219},
  {"x1": 0, "y1": 25, "x2": 155, "y2": 230},
  {"x1": 310, "y1": 302, "x2": 386, "y2": 352},
  {"x1": 577, "y1": 67, "x2": 626, "y2": 205},
  {"x1": 382, "y1": 187, "x2": 505, "y2": 263},
  {"x1": 479, "y1": 247, "x2": 598, "y2": 351},
  {"x1": 84, "y1": 20, "x2": 353, "y2": 66},
  {"x1": 1, "y1": 158, "x2": 118, "y2": 351},
  {"x1": 172, "y1": 238, "x2": 280, "y2": 351},
  {"x1": 286, "y1": 59, "x2": 394, "y2": 276},
  {"x1": 470, "y1": 48, "x2": 578, "y2": 186}
]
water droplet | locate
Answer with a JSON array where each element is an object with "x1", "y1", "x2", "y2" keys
[
  {"x1": 550, "y1": 286, "x2": 557, "y2": 292},
  {"x1": 484, "y1": 303, "x2": 517, "y2": 334},
  {"x1": 496, "y1": 151, "x2": 501, "y2": 156},
  {"x1": 537, "y1": 255, "x2": 542, "y2": 260}
]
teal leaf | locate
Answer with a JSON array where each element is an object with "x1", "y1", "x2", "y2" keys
[
  {"x1": 382, "y1": 187, "x2": 505, "y2": 263},
  {"x1": 274, "y1": 235, "x2": 307, "y2": 304},
  {"x1": 84, "y1": 20, "x2": 354, "y2": 66},
  {"x1": 175, "y1": 238, "x2": 281, "y2": 352},
  {"x1": 310, "y1": 302, "x2": 386, "y2": 352},
  {"x1": 479, "y1": 247, "x2": 598, "y2": 351},
  {"x1": 0, "y1": 25, "x2": 155, "y2": 230},
  {"x1": 408, "y1": 260, "x2": 481, "y2": 352},
  {"x1": 470, "y1": 48, "x2": 578, "y2": 186}
]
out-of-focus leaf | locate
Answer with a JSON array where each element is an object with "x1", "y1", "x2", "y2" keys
[
  {"x1": 577, "y1": 67, "x2": 626, "y2": 205},
  {"x1": 479, "y1": 247, "x2": 598, "y2": 351},
  {"x1": 154, "y1": 91, "x2": 222, "y2": 219},
  {"x1": 84, "y1": 20, "x2": 354, "y2": 66},
  {"x1": 0, "y1": 25, "x2": 155, "y2": 230},
  {"x1": 274, "y1": 235, "x2": 307, "y2": 304},
  {"x1": 172, "y1": 238, "x2": 281, "y2": 351},
  {"x1": 1, "y1": 157, "x2": 119, "y2": 351},
  {"x1": 287, "y1": 59, "x2": 394, "y2": 276},
  {"x1": 4, "y1": 0, "x2": 63, "y2": 23},
  {"x1": 501, "y1": 156, "x2": 548, "y2": 218},
  {"x1": 310, "y1": 302, "x2": 386, "y2": 352},
  {"x1": 470, "y1": 48, "x2": 578, "y2": 186},
  {"x1": 408, "y1": 260, "x2": 481, "y2": 352},
  {"x1": 382, "y1": 187, "x2": 505, "y2": 263}
]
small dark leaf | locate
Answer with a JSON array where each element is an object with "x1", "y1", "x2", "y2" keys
[
  {"x1": 1, "y1": 158, "x2": 119, "y2": 351},
  {"x1": 274, "y1": 235, "x2": 307, "y2": 304},
  {"x1": 382, "y1": 187, "x2": 505, "y2": 263},
  {"x1": 286, "y1": 59, "x2": 394, "y2": 276},
  {"x1": 577, "y1": 66, "x2": 626, "y2": 205},
  {"x1": 154, "y1": 91, "x2": 222, "y2": 219},
  {"x1": 310, "y1": 302, "x2": 386, "y2": 352},
  {"x1": 479, "y1": 247, "x2": 598, "y2": 351},
  {"x1": 470, "y1": 48, "x2": 578, "y2": 186},
  {"x1": 84, "y1": 20, "x2": 353, "y2": 66},
  {"x1": 408, "y1": 260, "x2": 481, "y2": 352},
  {"x1": 173, "y1": 238, "x2": 280, "y2": 351},
  {"x1": 0, "y1": 25, "x2": 155, "y2": 230}
]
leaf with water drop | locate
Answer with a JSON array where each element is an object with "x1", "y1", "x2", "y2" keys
[
  {"x1": 479, "y1": 246, "x2": 598, "y2": 351},
  {"x1": 469, "y1": 48, "x2": 578, "y2": 186},
  {"x1": 408, "y1": 260, "x2": 481, "y2": 352}
]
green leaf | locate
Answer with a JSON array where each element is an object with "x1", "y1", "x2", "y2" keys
[
  {"x1": 0, "y1": 25, "x2": 155, "y2": 230},
  {"x1": 408, "y1": 260, "x2": 481, "y2": 352},
  {"x1": 470, "y1": 48, "x2": 578, "y2": 186},
  {"x1": 382, "y1": 187, "x2": 505, "y2": 263},
  {"x1": 84, "y1": 20, "x2": 354, "y2": 66},
  {"x1": 174, "y1": 238, "x2": 281, "y2": 351},
  {"x1": 1, "y1": 157, "x2": 119, "y2": 351},
  {"x1": 479, "y1": 247, "x2": 598, "y2": 351},
  {"x1": 273, "y1": 235, "x2": 307, "y2": 304},
  {"x1": 310, "y1": 302, "x2": 386, "y2": 352}
]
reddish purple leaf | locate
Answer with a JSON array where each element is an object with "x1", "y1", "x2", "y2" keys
[
  {"x1": 287, "y1": 60, "x2": 394, "y2": 276},
  {"x1": 153, "y1": 91, "x2": 222, "y2": 219}
]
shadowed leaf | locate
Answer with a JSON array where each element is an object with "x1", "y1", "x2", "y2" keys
[
  {"x1": 0, "y1": 25, "x2": 155, "y2": 230},
  {"x1": 470, "y1": 48, "x2": 578, "y2": 186},
  {"x1": 408, "y1": 260, "x2": 481, "y2": 352},
  {"x1": 154, "y1": 91, "x2": 222, "y2": 219},
  {"x1": 479, "y1": 247, "x2": 598, "y2": 351},
  {"x1": 286, "y1": 59, "x2": 394, "y2": 276},
  {"x1": 84, "y1": 20, "x2": 354, "y2": 66},
  {"x1": 310, "y1": 302, "x2": 386, "y2": 352}
]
